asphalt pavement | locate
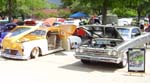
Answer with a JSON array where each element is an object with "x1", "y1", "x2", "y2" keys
[{"x1": 0, "y1": 49, "x2": 149, "y2": 83}]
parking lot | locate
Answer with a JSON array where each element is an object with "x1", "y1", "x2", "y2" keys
[{"x1": 0, "y1": 49, "x2": 150, "y2": 83}]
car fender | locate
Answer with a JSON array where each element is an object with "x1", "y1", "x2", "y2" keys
[
  {"x1": 68, "y1": 36, "x2": 82, "y2": 48},
  {"x1": 22, "y1": 39, "x2": 48, "y2": 58}
]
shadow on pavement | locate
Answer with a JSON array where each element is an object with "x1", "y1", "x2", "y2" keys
[
  {"x1": 60, "y1": 61, "x2": 122, "y2": 73},
  {"x1": 53, "y1": 51, "x2": 67, "y2": 56}
]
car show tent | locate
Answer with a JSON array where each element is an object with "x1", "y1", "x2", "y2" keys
[{"x1": 69, "y1": 12, "x2": 89, "y2": 18}]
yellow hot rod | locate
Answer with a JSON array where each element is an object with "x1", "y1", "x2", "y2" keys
[{"x1": 1, "y1": 25, "x2": 81, "y2": 59}]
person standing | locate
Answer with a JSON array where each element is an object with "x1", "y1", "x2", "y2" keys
[
  {"x1": 148, "y1": 15, "x2": 150, "y2": 24},
  {"x1": 140, "y1": 24, "x2": 144, "y2": 32}
]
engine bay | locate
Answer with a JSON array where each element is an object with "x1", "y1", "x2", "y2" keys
[{"x1": 81, "y1": 38, "x2": 124, "y2": 49}]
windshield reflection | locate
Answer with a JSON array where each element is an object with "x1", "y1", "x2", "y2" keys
[
  {"x1": 29, "y1": 30, "x2": 46, "y2": 36},
  {"x1": 9, "y1": 27, "x2": 31, "y2": 37}
]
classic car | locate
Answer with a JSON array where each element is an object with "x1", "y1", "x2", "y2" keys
[
  {"x1": 116, "y1": 26, "x2": 141, "y2": 41},
  {"x1": 1, "y1": 25, "x2": 81, "y2": 59},
  {"x1": 74, "y1": 25, "x2": 150, "y2": 68},
  {"x1": 0, "y1": 23, "x2": 17, "y2": 48},
  {"x1": 24, "y1": 20, "x2": 45, "y2": 27}
]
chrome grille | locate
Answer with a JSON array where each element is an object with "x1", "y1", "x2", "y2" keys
[
  {"x1": 4, "y1": 49, "x2": 18, "y2": 55},
  {"x1": 82, "y1": 49, "x2": 108, "y2": 55}
]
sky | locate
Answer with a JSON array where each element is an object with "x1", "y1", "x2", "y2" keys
[{"x1": 48, "y1": 0, "x2": 62, "y2": 5}]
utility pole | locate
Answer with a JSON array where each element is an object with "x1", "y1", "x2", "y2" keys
[{"x1": 8, "y1": 0, "x2": 12, "y2": 22}]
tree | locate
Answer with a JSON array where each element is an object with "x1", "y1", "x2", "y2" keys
[
  {"x1": 120, "y1": 0, "x2": 150, "y2": 24},
  {"x1": 61, "y1": 0, "x2": 117, "y2": 24},
  {"x1": 112, "y1": 8, "x2": 137, "y2": 17},
  {"x1": 14, "y1": 0, "x2": 49, "y2": 20},
  {"x1": 61, "y1": 0, "x2": 150, "y2": 25},
  {"x1": 0, "y1": 0, "x2": 52, "y2": 22}
]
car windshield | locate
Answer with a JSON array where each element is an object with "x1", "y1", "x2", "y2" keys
[
  {"x1": 29, "y1": 30, "x2": 46, "y2": 36},
  {"x1": 9, "y1": 27, "x2": 31, "y2": 37},
  {"x1": 117, "y1": 28, "x2": 130, "y2": 38},
  {"x1": 85, "y1": 26, "x2": 122, "y2": 39}
]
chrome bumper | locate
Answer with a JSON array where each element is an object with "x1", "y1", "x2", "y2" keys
[
  {"x1": 74, "y1": 54, "x2": 121, "y2": 64},
  {"x1": 1, "y1": 52, "x2": 29, "y2": 60}
]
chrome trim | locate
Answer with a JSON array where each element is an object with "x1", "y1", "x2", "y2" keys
[{"x1": 75, "y1": 54, "x2": 121, "y2": 63}]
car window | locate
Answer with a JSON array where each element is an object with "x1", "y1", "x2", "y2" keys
[
  {"x1": 117, "y1": 28, "x2": 130, "y2": 38},
  {"x1": 9, "y1": 27, "x2": 31, "y2": 37},
  {"x1": 132, "y1": 28, "x2": 141, "y2": 34},
  {"x1": 131, "y1": 28, "x2": 141, "y2": 37},
  {"x1": 29, "y1": 30, "x2": 46, "y2": 36}
]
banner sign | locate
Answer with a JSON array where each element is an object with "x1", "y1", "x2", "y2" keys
[{"x1": 128, "y1": 48, "x2": 145, "y2": 72}]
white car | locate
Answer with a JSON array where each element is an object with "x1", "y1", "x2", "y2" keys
[
  {"x1": 74, "y1": 25, "x2": 150, "y2": 68},
  {"x1": 117, "y1": 26, "x2": 142, "y2": 41}
]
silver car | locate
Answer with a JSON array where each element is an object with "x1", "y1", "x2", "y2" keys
[{"x1": 74, "y1": 25, "x2": 149, "y2": 68}]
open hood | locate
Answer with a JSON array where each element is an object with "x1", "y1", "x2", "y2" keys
[{"x1": 81, "y1": 25, "x2": 124, "y2": 40}]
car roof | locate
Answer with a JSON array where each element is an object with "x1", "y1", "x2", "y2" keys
[{"x1": 11, "y1": 26, "x2": 40, "y2": 32}]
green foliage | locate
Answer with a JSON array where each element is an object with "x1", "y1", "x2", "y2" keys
[
  {"x1": 112, "y1": 8, "x2": 137, "y2": 17},
  {"x1": 61, "y1": 0, "x2": 150, "y2": 16},
  {"x1": 61, "y1": 0, "x2": 74, "y2": 8},
  {"x1": 58, "y1": 10, "x2": 71, "y2": 18},
  {"x1": 48, "y1": 3, "x2": 59, "y2": 9},
  {"x1": 61, "y1": 0, "x2": 101, "y2": 15},
  {"x1": 0, "y1": 0, "x2": 7, "y2": 12},
  {"x1": 1, "y1": 0, "x2": 150, "y2": 21},
  {"x1": 0, "y1": 0, "x2": 57, "y2": 20},
  {"x1": 34, "y1": 11, "x2": 47, "y2": 19},
  {"x1": 48, "y1": 13, "x2": 57, "y2": 17}
]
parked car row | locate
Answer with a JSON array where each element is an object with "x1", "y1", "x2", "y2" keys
[{"x1": 1, "y1": 22, "x2": 148, "y2": 68}]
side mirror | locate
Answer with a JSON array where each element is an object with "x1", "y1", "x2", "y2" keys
[
  {"x1": 131, "y1": 33, "x2": 140, "y2": 38},
  {"x1": 131, "y1": 33, "x2": 136, "y2": 37}
]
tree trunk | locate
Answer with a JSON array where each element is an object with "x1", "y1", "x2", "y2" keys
[
  {"x1": 8, "y1": 0, "x2": 12, "y2": 22},
  {"x1": 137, "y1": 6, "x2": 141, "y2": 26},
  {"x1": 102, "y1": 0, "x2": 108, "y2": 25},
  {"x1": 21, "y1": 14, "x2": 25, "y2": 21}
]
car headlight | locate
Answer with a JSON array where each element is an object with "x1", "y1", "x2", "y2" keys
[
  {"x1": 75, "y1": 48, "x2": 83, "y2": 53},
  {"x1": 108, "y1": 51, "x2": 112, "y2": 56},
  {"x1": 79, "y1": 49, "x2": 83, "y2": 53},
  {"x1": 112, "y1": 50, "x2": 118, "y2": 56},
  {"x1": 92, "y1": 40, "x2": 96, "y2": 44},
  {"x1": 75, "y1": 48, "x2": 80, "y2": 52},
  {"x1": 108, "y1": 50, "x2": 118, "y2": 56}
]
